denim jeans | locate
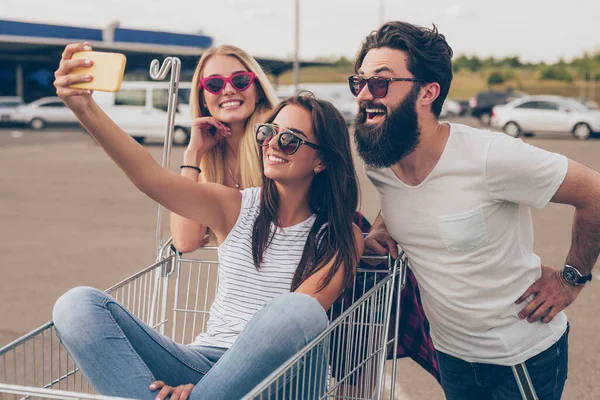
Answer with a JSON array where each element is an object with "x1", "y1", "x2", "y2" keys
[
  {"x1": 436, "y1": 325, "x2": 569, "y2": 400},
  {"x1": 52, "y1": 287, "x2": 329, "y2": 400}
]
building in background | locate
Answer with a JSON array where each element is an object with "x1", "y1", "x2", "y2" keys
[{"x1": 0, "y1": 19, "x2": 326, "y2": 102}]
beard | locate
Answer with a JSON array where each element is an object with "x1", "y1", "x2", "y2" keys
[{"x1": 354, "y1": 84, "x2": 421, "y2": 168}]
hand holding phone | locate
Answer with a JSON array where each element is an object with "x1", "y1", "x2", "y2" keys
[{"x1": 69, "y1": 51, "x2": 127, "y2": 92}]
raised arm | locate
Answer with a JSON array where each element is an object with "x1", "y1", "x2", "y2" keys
[
  {"x1": 54, "y1": 43, "x2": 240, "y2": 241},
  {"x1": 295, "y1": 224, "x2": 365, "y2": 310}
]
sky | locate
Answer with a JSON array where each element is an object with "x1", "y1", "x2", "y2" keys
[{"x1": 2, "y1": 0, "x2": 599, "y2": 63}]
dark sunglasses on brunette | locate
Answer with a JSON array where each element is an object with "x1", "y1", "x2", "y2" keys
[{"x1": 255, "y1": 123, "x2": 325, "y2": 155}]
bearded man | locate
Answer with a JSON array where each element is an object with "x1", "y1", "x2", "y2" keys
[{"x1": 351, "y1": 21, "x2": 600, "y2": 400}]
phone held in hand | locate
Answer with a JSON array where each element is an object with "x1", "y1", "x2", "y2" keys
[{"x1": 69, "y1": 51, "x2": 127, "y2": 93}]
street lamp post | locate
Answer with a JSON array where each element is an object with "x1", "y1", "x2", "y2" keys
[{"x1": 293, "y1": 0, "x2": 300, "y2": 92}]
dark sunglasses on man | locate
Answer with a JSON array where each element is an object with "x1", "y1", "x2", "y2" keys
[
  {"x1": 199, "y1": 71, "x2": 256, "y2": 95},
  {"x1": 348, "y1": 74, "x2": 425, "y2": 98},
  {"x1": 255, "y1": 123, "x2": 325, "y2": 155}
]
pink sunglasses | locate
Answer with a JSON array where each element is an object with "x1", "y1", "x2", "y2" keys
[{"x1": 199, "y1": 72, "x2": 256, "y2": 95}]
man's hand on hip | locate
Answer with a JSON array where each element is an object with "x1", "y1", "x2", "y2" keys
[{"x1": 516, "y1": 265, "x2": 584, "y2": 323}]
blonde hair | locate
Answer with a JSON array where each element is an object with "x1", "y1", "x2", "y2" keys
[{"x1": 190, "y1": 45, "x2": 279, "y2": 188}]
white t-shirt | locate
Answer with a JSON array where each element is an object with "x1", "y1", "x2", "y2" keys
[{"x1": 365, "y1": 123, "x2": 569, "y2": 365}]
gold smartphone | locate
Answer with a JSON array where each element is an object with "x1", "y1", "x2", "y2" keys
[{"x1": 70, "y1": 51, "x2": 127, "y2": 92}]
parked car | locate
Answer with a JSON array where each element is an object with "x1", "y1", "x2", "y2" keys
[
  {"x1": 469, "y1": 90, "x2": 526, "y2": 125},
  {"x1": 92, "y1": 81, "x2": 193, "y2": 145},
  {"x1": 11, "y1": 97, "x2": 80, "y2": 130},
  {"x1": 456, "y1": 99, "x2": 470, "y2": 116},
  {"x1": 0, "y1": 96, "x2": 24, "y2": 125},
  {"x1": 491, "y1": 95, "x2": 600, "y2": 140},
  {"x1": 440, "y1": 98, "x2": 462, "y2": 119}
]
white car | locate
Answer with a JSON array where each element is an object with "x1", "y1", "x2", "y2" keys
[
  {"x1": 93, "y1": 81, "x2": 193, "y2": 145},
  {"x1": 491, "y1": 95, "x2": 600, "y2": 140},
  {"x1": 440, "y1": 99, "x2": 462, "y2": 119},
  {"x1": 0, "y1": 96, "x2": 24, "y2": 124},
  {"x1": 11, "y1": 97, "x2": 80, "y2": 130}
]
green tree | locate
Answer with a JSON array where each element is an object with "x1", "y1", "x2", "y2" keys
[
  {"x1": 482, "y1": 56, "x2": 499, "y2": 68},
  {"x1": 540, "y1": 65, "x2": 573, "y2": 82},
  {"x1": 453, "y1": 54, "x2": 468, "y2": 72},
  {"x1": 467, "y1": 56, "x2": 483, "y2": 72},
  {"x1": 502, "y1": 56, "x2": 522, "y2": 68},
  {"x1": 453, "y1": 54, "x2": 482, "y2": 72},
  {"x1": 487, "y1": 71, "x2": 505, "y2": 85},
  {"x1": 334, "y1": 56, "x2": 353, "y2": 67}
]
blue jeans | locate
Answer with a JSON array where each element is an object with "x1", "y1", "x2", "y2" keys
[
  {"x1": 53, "y1": 287, "x2": 329, "y2": 399},
  {"x1": 436, "y1": 325, "x2": 569, "y2": 400}
]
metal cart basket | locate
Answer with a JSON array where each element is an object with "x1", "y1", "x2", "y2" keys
[{"x1": 0, "y1": 244, "x2": 407, "y2": 400}]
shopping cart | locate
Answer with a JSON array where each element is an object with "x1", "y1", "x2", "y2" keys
[{"x1": 0, "y1": 240, "x2": 405, "y2": 400}]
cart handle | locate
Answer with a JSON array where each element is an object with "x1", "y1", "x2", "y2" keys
[{"x1": 149, "y1": 57, "x2": 182, "y2": 260}]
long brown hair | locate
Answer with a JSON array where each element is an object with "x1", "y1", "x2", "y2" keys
[{"x1": 252, "y1": 94, "x2": 360, "y2": 292}]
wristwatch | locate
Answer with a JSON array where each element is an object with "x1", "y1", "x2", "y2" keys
[{"x1": 562, "y1": 265, "x2": 592, "y2": 286}]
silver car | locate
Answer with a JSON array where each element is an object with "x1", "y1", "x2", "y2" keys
[
  {"x1": 491, "y1": 95, "x2": 600, "y2": 140},
  {"x1": 11, "y1": 97, "x2": 80, "y2": 130},
  {"x1": 0, "y1": 96, "x2": 24, "y2": 124}
]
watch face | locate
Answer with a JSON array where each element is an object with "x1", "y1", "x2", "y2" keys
[{"x1": 564, "y1": 267, "x2": 579, "y2": 284}]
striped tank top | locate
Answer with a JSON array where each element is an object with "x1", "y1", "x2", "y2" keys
[{"x1": 191, "y1": 187, "x2": 317, "y2": 348}]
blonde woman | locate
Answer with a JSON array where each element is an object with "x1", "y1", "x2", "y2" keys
[{"x1": 171, "y1": 45, "x2": 279, "y2": 252}]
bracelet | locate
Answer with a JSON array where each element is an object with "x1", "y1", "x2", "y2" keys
[
  {"x1": 180, "y1": 165, "x2": 201, "y2": 173},
  {"x1": 170, "y1": 243, "x2": 183, "y2": 256}
]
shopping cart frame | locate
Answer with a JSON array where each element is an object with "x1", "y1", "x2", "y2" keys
[{"x1": 0, "y1": 242, "x2": 405, "y2": 400}]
